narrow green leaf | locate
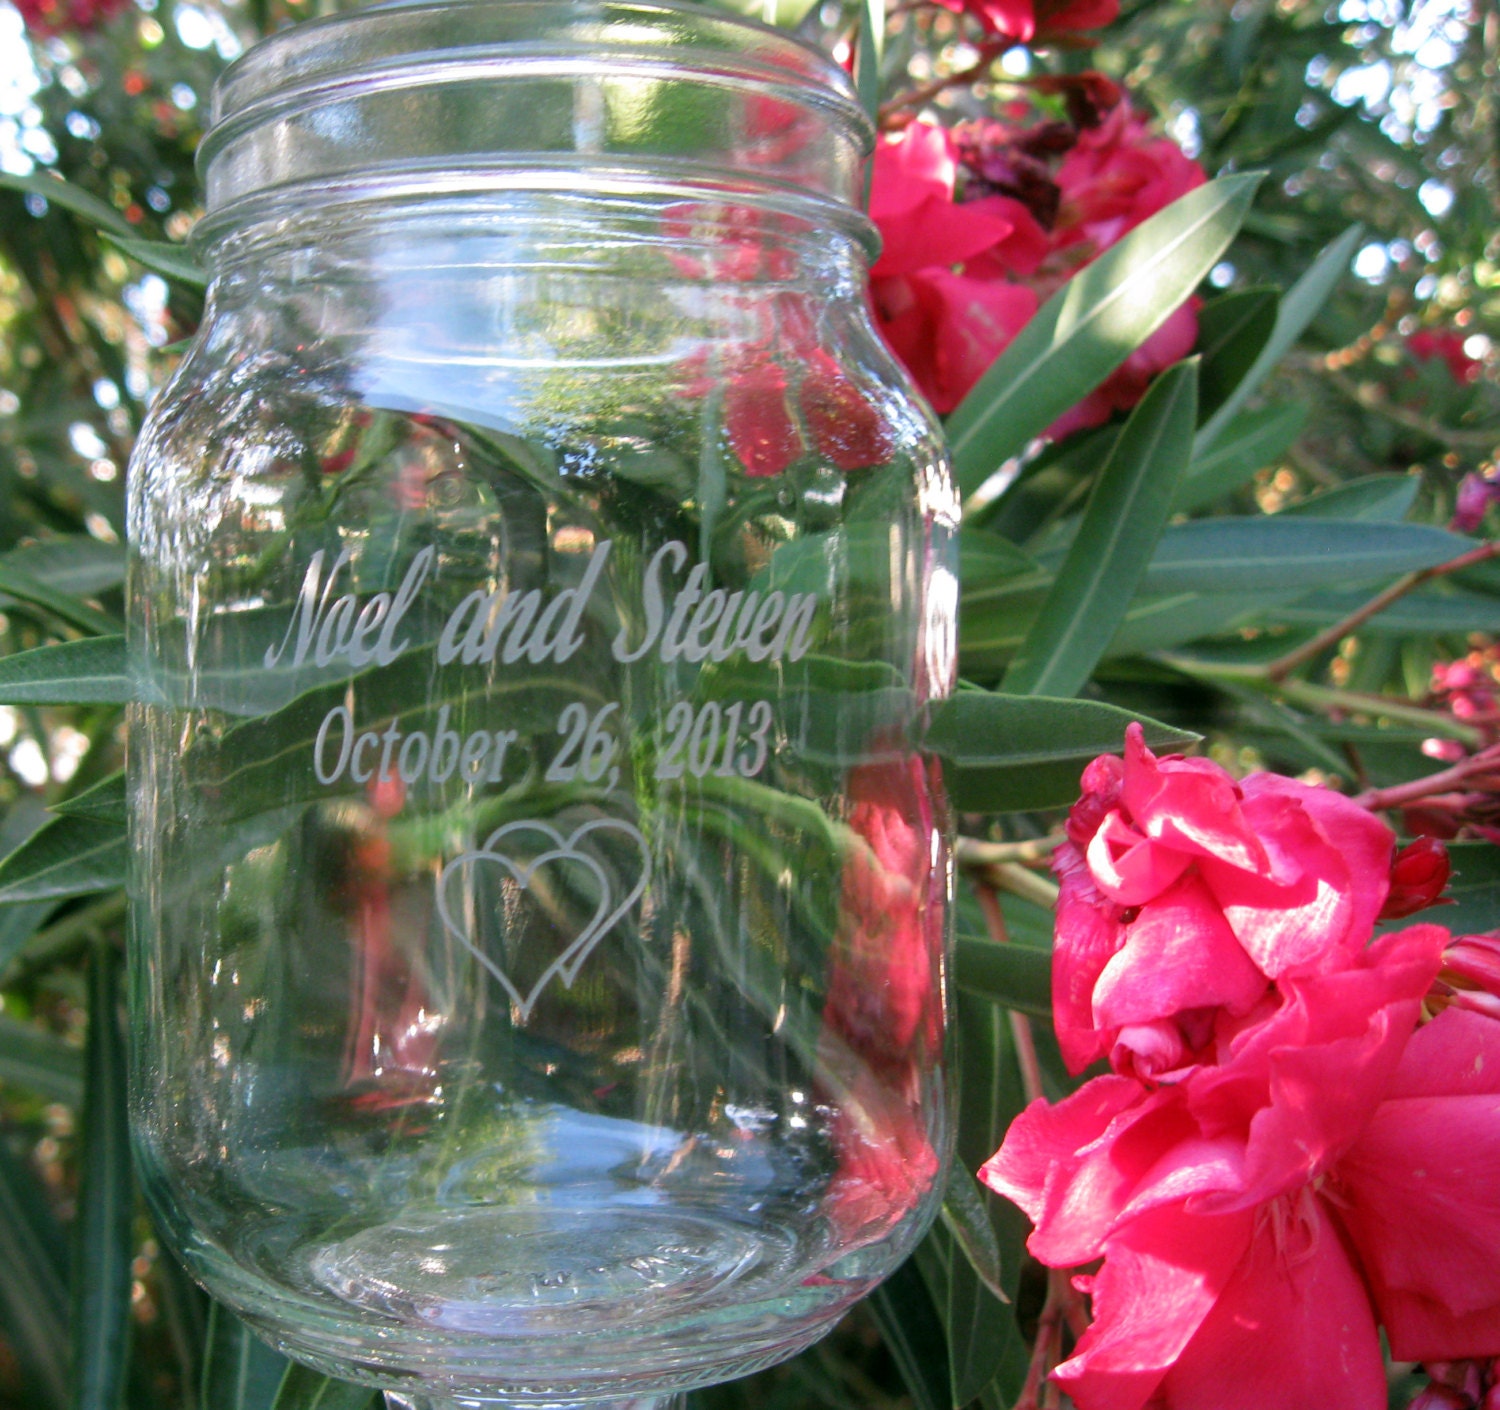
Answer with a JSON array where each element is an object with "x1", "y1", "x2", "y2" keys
[
  {"x1": 0, "y1": 1130, "x2": 70, "y2": 1410},
  {"x1": 0, "y1": 1014, "x2": 83, "y2": 1105},
  {"x1": 0, "y1": 815, "x2": 127, "y2": 903},
  {"x1": 924, "y1": 691, "x2": 1197, "y2": 768},
  {"x1": 1195, "y1": 286, "x2": 1279, "y2": 420},
  {"x1": 1172, "y1": 402, "x2": 1307, "y2": 513},
  {"x1": 1003, "y1": 360, "x2": 1199, "y2": 697},
  {"x1": 1269, "y1": 588, "x2": 1500, "y2": 638},
  {"x1": 0, "y1": 636, "x2": 129, "y2": 705},
  {"x1": 0, "y1": 540, "x2": 125, "y2": 598},
  {"x1": 868, "y1": 1256, "x2": 952, "y2": 1410},
  {"x1": 931, "y1": 1219, "x2": 1007, "y2": 1407},
  {"x1": 71, "y1": 942, "x2": 135, "y2": 1410},
  {"x1": 955, "y1": 936, "x2": 1052, "y2": 1018},
  {"x1": 959, "y1": 529, "x2": 1044, "y2": 591},
  {"x1": 1195, "y1": 223, "x2": 1363, "y2": 455},
  {"x1": 0, "y1": 171, "x2": 136, "y2": 239},
  {"x1": 0, "y1": 565, "x2": 118, "y2": 637},
  {"x1": 948, "y1": 174, "x2": 1259, "y2": 495},
  {"x1": 271, "y1": 1364, "x2": 379, "y2": 1410},
  {"x1": 101, "y1": 233, "x2": 207, "y2": 288},
  {"x1": 52, "y1": 772, "x2": 127, "y2": 826},
  {"x1": 201, "y1": 1303, "x2": 289, "y2": 1410},
  {"x1": 924, "y1": 691, "x2": 1197, "y2": 811},
  {"x1": 953, "y1": 992, "x2": 1030, "y2": 1402},
  {"x1": 939, "y1": 1166, "x2": 1008, "y2": 1305},
  {"x1": 855, "y1": 0, "x2": 886, "y2": 133},
  {"x1": 1277, "y1": 474, "x2": 1418, "y2": 522},
  {"x1": 1139, "y1": 518, "x2": 1471, "y2": 596}
]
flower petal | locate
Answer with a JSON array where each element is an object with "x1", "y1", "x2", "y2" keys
[
  {"x1": 1156, "y1": 1194, "x2": 1386, "y2": 1410},
  {"x1": 1052, "y1": 1204, "x2": 1255, "y2": 1410}
]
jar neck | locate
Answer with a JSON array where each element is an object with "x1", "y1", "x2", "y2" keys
[{"x1": 198, "y1": 187, "x2": 872, "y2": 294}]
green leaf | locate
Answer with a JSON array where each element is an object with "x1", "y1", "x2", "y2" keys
[
  {"x1": 1277, "y1": 474, "x2": 1418, "y2": 522},
  {"x1": 924, "y1": 691, "x2": 1198, "y2": 811},
  {"x1": 952, "y1": 993, "x2": 1030, "y2": 1402},
  {"x1": 854, "y1": 0, "x2": 886, "y2": 134},
  {"x1": 1269, "y1": 588, "x2": 1500, "y2": 638},
  {"x1": 939, "y1": 1166, "x2": 1008, "y2": 1305},
  {"x1": 0, "y1": 1129, "x2": 69, "y2": 1410},
  {"x1": 201, "y1": 1303, "x2": 289, "y2": 1410},
  {"x1": 0, "y1": 171, "x2": 135, "y2": 240},
  {"x1": 927, "y1": 1219, "x2": 1007, "y2": 1408},
  {"x1": 959, "y1": 529, "x2": 1044, "y2": 591},
  {"x1": 270, "y1": 1364, "x2": 379, "y2": 1410},
  {"x1": 0, "y1": 636, "x2": 130, "y2": 705},
  {"x1": 52, "y1": 771, "x2": 126, "y2": 826},
  {"x1": 1172, "y1": 402, "x2": 1307, "y2": 513},
  {"x1": 868, "y1": 1256, "x2": 952, "y2": 1410},
  {"x1": 0, "y1": 540, "x2": 125, "y2": 598},
  {"x1": 0, "y1": 565, "x2": 118, "y2": 637},
  {"x1": 1195, "y1": 223, "x2": 1363, "y2": 455},
  {"x1": 1002, "y1": 359, "x2": 1200, "y2": 697},
  {"x1": 1195, "y1": 286, "x2": 1279, "y2": 420},
  {"x1": 101, "y1": 233, "x2": 207, "y2": 288},
  {"x1": 70, "y1": 942, "x2": 135, "y2": 1410},
  {"x1": 1139, "y1": 519, "x2": 1472, "y2": 596},
  {"x1": 0, "y1": 816, "x2": 126, "y2": 903},
  {"x1": 947, "y1": 174, "x2": 1259, "y2": 496},
  {"x1": 955, "y1": 935, "x2": 1052, "y2": 1018},
  {"x1": 0, "y1": 1014, "x2": 83, "y2": 1105}
]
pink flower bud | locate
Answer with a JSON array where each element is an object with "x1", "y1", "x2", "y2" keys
[
  {"x1": 1380, "y1": 837, "x2": 1452, "y2": 919},
  {"x1": 1443, "y1": 933, "x2": 1500, "y2": 995},
  {"x1": 1411, "y1": 1389, "x2": 1472, "y2": 1410}
]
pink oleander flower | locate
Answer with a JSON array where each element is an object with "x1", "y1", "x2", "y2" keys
[
  {"x1": 931, "y1": 0, "x2": 1118, "y2": 44},
  {"x1": 1049, "y1": 722, "x2": 1394, "y2": 1077},
  {"x1": 868, "y1": 103, "x2": 1204, "y2": 424},
  {"x1": 980, "y1": 730, "x2": 1500, "y2": 1410}
]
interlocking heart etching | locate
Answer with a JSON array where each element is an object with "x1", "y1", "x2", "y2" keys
[{"x1": 435, "y1": 818, "x2": 651, "y2": 1021}]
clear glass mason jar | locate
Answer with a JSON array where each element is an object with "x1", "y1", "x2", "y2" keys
[{"x1": 126, "y1": 3, "x2": 959, "y2": 1406}]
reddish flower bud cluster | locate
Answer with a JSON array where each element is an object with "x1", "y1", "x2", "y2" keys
[
  {"x1": 869, "y1": 99, "x2": 1204, "y2": 423},
  {"x1": 13, "y1": 0, "x2": 126, "y2": 36},
  {"x1": 1452, "y1": 467, "x2": 1500, "y2": 535},
  {"x1": 1413, "y1": 1359, "x2": 1500, "y2": 1410},
  {"x1": 981, "y1": 726, "x2": 1500, "y2": 1410},
  {"x1": 1410, "y1": 328, "x2": 1483, "y2": 386}
]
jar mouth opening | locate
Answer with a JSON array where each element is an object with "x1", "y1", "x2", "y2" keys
[{"x1": 198, "y1": 0, "x2": 874, "y2": 239}]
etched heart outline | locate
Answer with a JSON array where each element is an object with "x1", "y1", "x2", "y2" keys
[{"x1": 435, "y1": 818, "x2": 650, "y2": 1021}]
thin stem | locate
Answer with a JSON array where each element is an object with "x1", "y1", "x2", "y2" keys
[
  {"x1": 977, "y1": 859, "x2": 1061, "y2": 909},
  {"x1": 957, "y1": 834, "x2": 1065, "y2": 867},
  {"x1": 3, "y1": 892, "x2": 126, "y2": 983},
  {"x1": 972, "y1": 877, "x2": 1048, "y2": 1104},
  {"x1": 1354, "y1": 744, "x2": 1500, "y2": 812},
  {"x1": 878, "y1": 39, "x2": 1012, "y2": 121},
  {"x1": 1265, "y1": 539, "x2": 1500, "y2": 682}
]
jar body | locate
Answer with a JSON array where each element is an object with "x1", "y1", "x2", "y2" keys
[{"x1": 127, "y1": 193, "x2": 957, "y2": 1400}]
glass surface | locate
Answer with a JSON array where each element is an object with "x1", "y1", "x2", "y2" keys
[{"x1": 127, "y1": 5, "x2": 958, "y2": 1404}]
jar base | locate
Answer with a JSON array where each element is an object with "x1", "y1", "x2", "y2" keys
[
  {"x1": 310, "y1": 1204, "x2": 768, "y2": 1334},
  {"x1": 384, "y1": 1395, "x2": 685, "y2": 1410}
]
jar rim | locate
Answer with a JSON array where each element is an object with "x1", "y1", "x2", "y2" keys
[{"x1": 196, "y1": 0, "x2": 876, "y2": 247}]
